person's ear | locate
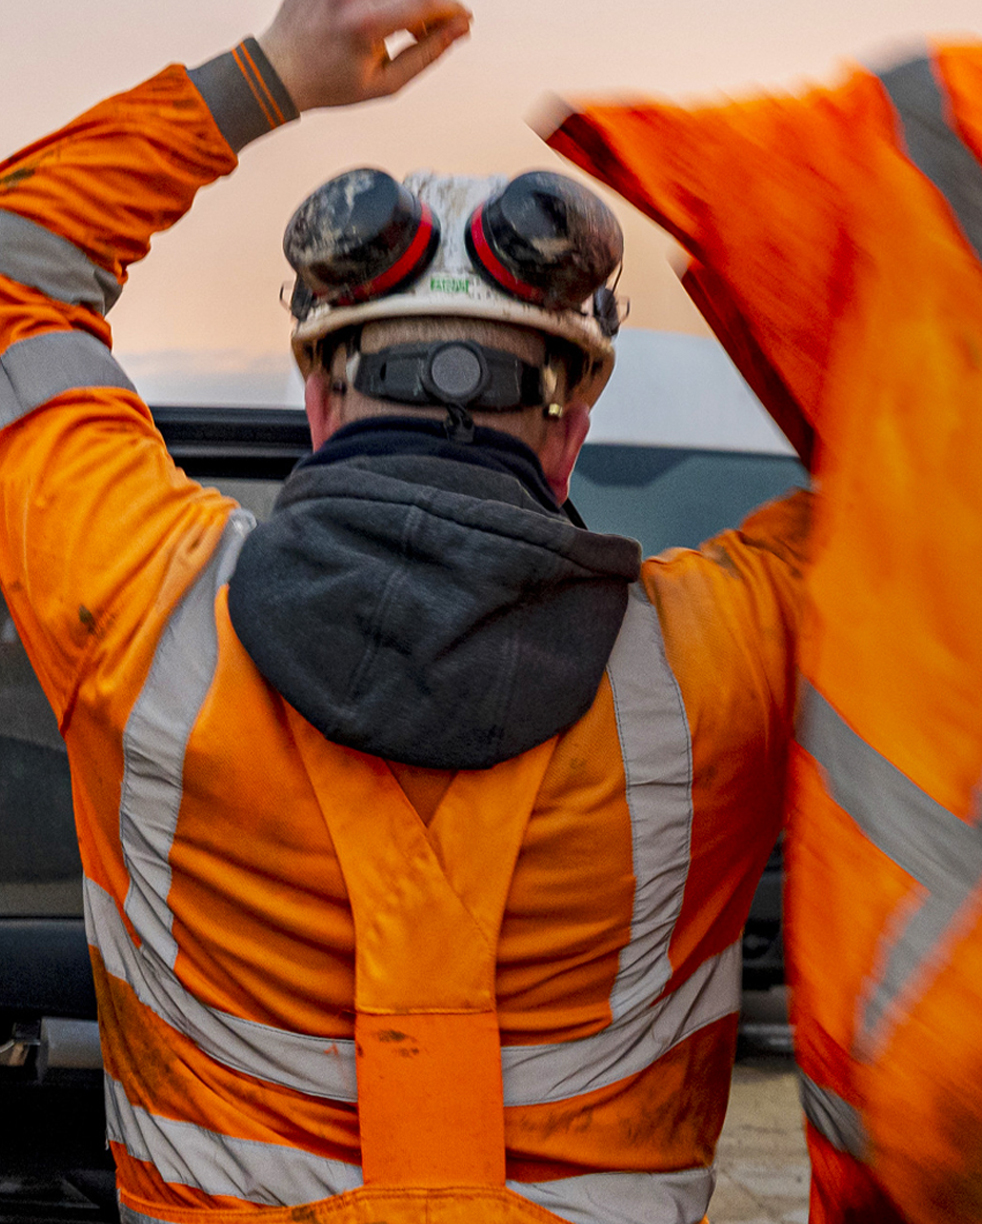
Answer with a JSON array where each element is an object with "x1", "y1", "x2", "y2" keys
[
  {"x1": 304, "y1": 350, "x2": 349, "y2": 448},
  {"x1": 539, "y1": 402, "x2": 591, "y2": 505},
  {"x1": 303, "y1": 367, "x2": 334, "y2": 449}
]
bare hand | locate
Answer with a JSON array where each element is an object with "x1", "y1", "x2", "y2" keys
[{"x1": 258, "y1": 0, "x2": 472, "y2": 112}]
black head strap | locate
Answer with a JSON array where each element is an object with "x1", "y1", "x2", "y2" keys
[{"x1": 353, "y1": 341, "x2": 544, "y2": 414}]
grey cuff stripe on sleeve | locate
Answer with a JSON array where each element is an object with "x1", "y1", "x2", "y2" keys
[
  {"x1": 188, "y1": 37, "x2": 299, "y2": 154},
  {"x1": 0, "y1": 331, "x2": 136, "y2": 428},
  {"x1": 878, "y1": 56, "x2": 982, "y2": 264},
  {"x1": 0, "y1": 211, "x2": 122, "y2": 315}
]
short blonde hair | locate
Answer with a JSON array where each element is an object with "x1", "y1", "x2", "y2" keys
[{"x1": 360, "y1": 317, "x2": 547, "y2": 366}]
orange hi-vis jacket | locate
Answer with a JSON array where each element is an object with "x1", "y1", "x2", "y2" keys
[
  {"x1": 0, "y1": 39, "x2": 808, "y2": 1224},
  {"x1": 545, "y1": 41, "x2": 982, "y2": 1224}
]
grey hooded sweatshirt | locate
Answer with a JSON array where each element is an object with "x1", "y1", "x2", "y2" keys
[{"x1": 228, "y1": 419, "x2": 642, "y2": 771}]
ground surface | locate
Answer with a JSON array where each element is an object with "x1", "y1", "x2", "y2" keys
[{"x1": 713, "y1": 988, "x2": 810, "y2": 1224}]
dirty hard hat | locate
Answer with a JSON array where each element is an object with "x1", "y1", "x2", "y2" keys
[{"x1": 284, "y1": 168, "x2": 624, "y2": 406}]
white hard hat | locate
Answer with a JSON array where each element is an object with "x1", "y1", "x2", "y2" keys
[{"x1": 284, "y1": 169, "x2": 624, "y2": 407}]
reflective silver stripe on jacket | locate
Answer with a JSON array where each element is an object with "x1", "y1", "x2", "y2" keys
[
  {"x1": 120, "y1": 510, "x2": 255, "y2": 971},
  {"x1": 878, "y1": 55, "x2": 982, "y2": 263},
  {"x1": 798, "y1": 681, "x2": 982, "y2": 1052},
  {"x1": 0, "y1": 210, "x2": 122, "y2": 313},
  {"x1": 798, "y1": 1071, "x2": 868, "y2": 1160},
  {"x1": 0, "y1": 330, "x2": 135, "y2": 428},
  {"x1": 605, "y1": 583, "x2": 697, "y2": 1019},
  {"x1": 509, "y1": 1165, "x2": 714, "y2": 1224},
  {"x1": 91, "y1": 866, "x2": 739, "y2": 1109},
  {"x1": 111, "y1": 1057, "x2": 713, "y2": 1224},
  {"x1": 105, "y1": 1073, "x2": 364, "y2": 1206},
  {"x1": 86, "y1": 877, "x2": 360, "y2": 1101},
  {"x1": 501, "y1": 939, "x2": 739, "y2": 1106},
  {"x1": 118, "y1": 1167, "x2": 712, "y2": 1224},
  {"x1": 111, "y1": 1084, "x2": 711, "y2": 1224}
]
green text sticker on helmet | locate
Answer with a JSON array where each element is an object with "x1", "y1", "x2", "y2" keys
[{"x1": 429, "y1": 275, "x2": 473, "y2": 295}]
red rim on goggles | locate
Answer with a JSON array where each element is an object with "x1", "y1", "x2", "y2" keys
[
  {"x1": 465, "y1": 172, "x2": 622, "y2": 319},
  {"x1": 284, "y1": 169, "x2": 624, "y2": 337},
  {"x1": 284, "y1": 168, "x2": 441, "y2": 319}
]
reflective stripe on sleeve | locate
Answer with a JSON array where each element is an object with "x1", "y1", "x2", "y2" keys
[
  {"x1": 798, "y1": 1071, "x2": 868, "y2": 1160},
  {"x1": 878, "y1": 55, "x2": 982, "y2": 263},
  {"x1": 104, "y1": 1073, "x2": 364, "y2": 1206},
  {"x1": 0, "y1": 330, "x2": 135, "y2": 428},
  {"x1": 0, "y1": 210, "x2": 122, "y2": 313},
  {"x1": 798, "y1": 681, "x2": 982, "y2": 1051},
  {"x1": 605, "y1": 583, "x2": 697, "y2": 1020},
  {"x1": 120, "y1": 511, "x2": 255, "y2": 971}
]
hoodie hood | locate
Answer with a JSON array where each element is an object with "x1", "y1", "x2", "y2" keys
[{"x1": 227, "y1": 420, "x2": 642, "y2": 770}]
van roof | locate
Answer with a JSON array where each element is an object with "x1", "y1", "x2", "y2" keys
[{"x1": 592, "y1": 330, "x2": 794, "y2": 455}]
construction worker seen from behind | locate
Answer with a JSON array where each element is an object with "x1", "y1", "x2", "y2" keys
[{"x1": 0, "y1": 2, "x2": 810, "y2": 1223}]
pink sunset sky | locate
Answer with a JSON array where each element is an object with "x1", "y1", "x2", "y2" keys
[{"x1": 3, "y1": 0, "x2": 981, "y2": 405}]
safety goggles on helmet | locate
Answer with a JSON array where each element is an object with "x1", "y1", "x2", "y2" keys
[{"x1": 284, "y1": 169, "x2": 625, "y2": 406}]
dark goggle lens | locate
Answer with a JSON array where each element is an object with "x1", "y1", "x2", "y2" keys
[
  {"x1": 283, "y1": 168, "x2": 439, "y2": 312},
  {"x1": 466, "y1": 171, "x2": 623, "y2": 316}
]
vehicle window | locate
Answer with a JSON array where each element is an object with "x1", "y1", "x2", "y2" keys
[
  {"x1": 0, "y1": 596, "x2": 79, "y2": 918},
  {"x1": 571, "y1": 445, "x2": 808, "y2": 555}
]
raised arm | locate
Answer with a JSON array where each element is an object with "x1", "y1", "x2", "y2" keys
[
  {"x1": 542, "y1": 44, "x2": 982, "y2": 1224},
  {"x1": 0, "y1": 0, "x2": 470, "y2": 725},
  {"x1": 540, "y1": 45, "x2": 982, "y2": 461}
]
